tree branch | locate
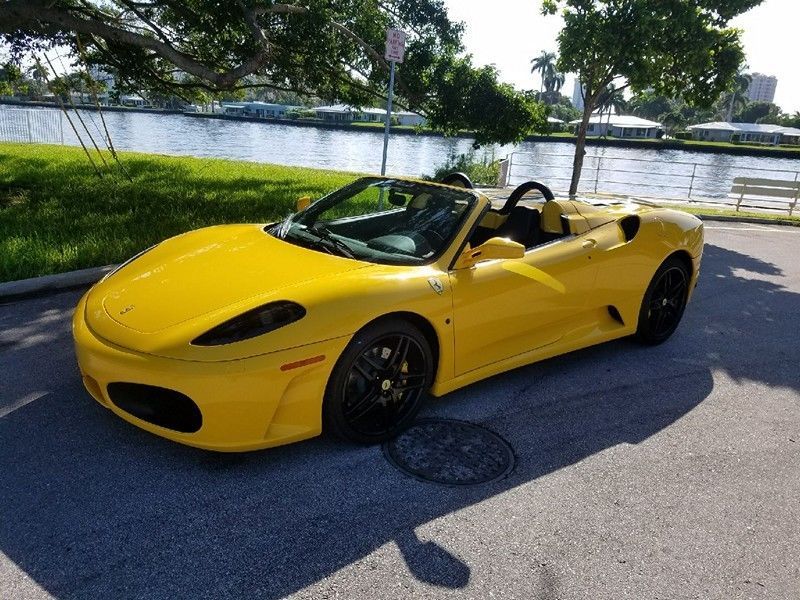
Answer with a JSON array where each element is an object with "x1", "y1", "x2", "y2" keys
[{"x1": 0, "y1": 0, "x2": 267, "y2": 88}]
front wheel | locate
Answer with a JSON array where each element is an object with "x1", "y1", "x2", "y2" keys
[
  {"x1": 323, "y1": 318, "x2": 433, "y2": 444},
  {"x1": 635, "y1": 257, "x2": 690, "y2": 345}
]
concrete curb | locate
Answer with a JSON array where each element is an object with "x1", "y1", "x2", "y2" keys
[
  {"x1": 0, "y1": 213, "x2": 797, "y2": 303},
  {"x1": 0, "y1": 264, "x2": 116, "y2": 303},
  {"x1": 694, "y1": 214, "x2": 800, "y2": 227}
]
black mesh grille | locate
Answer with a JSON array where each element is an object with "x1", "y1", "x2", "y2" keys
[{"x1": 107, "y1": 383, "x2": 202, "y2": 433}]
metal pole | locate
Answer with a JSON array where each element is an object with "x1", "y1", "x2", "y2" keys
[
  {"x1": 380, "y1": 60, "x2": 395, "y2": 176},
  {"x1": 594, "y1": 156, "x2": 602, "y2": 194},
  {"x1": 687, "y1": 163, "x2": 697, "y2": 200}
]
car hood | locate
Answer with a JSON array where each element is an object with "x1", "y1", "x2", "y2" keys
[{"x1": 86, "y1": 224, "x2": 369, "y2": 338}]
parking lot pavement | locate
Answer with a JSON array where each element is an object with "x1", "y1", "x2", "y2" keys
[{"x1": 1, "y1": 221, "x2": 798, "y2": 600}]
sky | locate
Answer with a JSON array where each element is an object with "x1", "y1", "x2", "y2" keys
[{"x1": 443, "y1": 0, "x2": 800, "y2": 114}]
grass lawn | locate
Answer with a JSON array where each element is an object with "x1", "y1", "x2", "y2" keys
[
  {"x1": 661, "y1": 203, "x2": 800, "y2": 224},
  {"x1": 0, "y1": 143, "x2": 355, "y2": 282}
]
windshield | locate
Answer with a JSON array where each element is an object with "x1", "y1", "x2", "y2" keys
[{"x1": 267, "y1": 177, "x2": 477, "y2": 265}]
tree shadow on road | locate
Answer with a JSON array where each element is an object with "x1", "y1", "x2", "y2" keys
[{"x1": 0, "y1": 241, "x2": 797, "y2": 598}]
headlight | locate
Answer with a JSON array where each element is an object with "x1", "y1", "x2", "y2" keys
[{"x1": 191, "y1": 301, "x2": 306, "y2": 346}]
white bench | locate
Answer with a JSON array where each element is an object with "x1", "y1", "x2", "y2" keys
[{"x1": 730, "y1": 177, "x2": 800, "y2": 215}]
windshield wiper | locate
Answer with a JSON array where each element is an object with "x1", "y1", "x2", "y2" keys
[
  {"x1": 306, "y1": 224, "x2": 357, "y2": 259},
  {"x1": 274, "y1": 212, "x2": 295, "y2": 239}
]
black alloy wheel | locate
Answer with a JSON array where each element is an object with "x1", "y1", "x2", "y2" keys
[
  {"x1": 324, "y1": 319, "x2": 433, "y2": 444},
  {"x1": 636, "y1": 256, "x2": 690, "y2": 345}
]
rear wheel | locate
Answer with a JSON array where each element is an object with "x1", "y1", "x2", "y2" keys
[
  {"x1": 635, "y1": 257, "x2": 690, "y2": 345},
  {"x1": 323, "y1": 318, "x2": 433, "y2": 444}
]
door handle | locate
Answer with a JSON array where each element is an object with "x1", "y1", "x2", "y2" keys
[{"x1": 582, "y1": 238, "x2": 597, "y2": 249}]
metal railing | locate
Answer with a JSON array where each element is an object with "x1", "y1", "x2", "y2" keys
[
  {"x1": 0, "y1": 108, "x2": 65, "y2": 144},
  {"x1": 504, "y1": 150, "x2": 800, "y2": 213}
]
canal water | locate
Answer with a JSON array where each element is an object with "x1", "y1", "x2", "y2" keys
[{"x1": 2, "y1": 105, "x2": 799, "y2": 200}]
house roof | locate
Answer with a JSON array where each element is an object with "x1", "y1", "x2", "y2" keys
[
  {"x1": 221, "y1": 101, "x2": 300, "y2": 110},
  {"x1": 569, "y1": 114, "x2": 661, "y2": 127},
  {"x1": 547, "y1": 117, "x2": 565, "y2": 124},
  {"x1": 688, "y1": 121, "x2": 800, "y2": 136},
  {"x1": 314, "y1": 104, "x2": 421, "y2": 117}
]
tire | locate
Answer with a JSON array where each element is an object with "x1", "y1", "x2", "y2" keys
[
  {"x1": 323, "y1": 318, "x2": 434, "y2": 444},
  {"x1": 635, "y1": 256, "x2": 691, "y2": 345}
]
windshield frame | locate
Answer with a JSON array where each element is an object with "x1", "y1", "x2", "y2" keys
[{"x1": 267, "y1": 177, "x2": 480, "y2": 267}]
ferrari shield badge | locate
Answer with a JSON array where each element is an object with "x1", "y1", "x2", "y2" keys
[{"x1": 428, "y1": 277, "x2": 444, "y2": 295}]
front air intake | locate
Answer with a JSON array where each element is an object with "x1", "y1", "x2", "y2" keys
[{"x1": 107, "y1": 383, "x2": 202, "y2": 433}]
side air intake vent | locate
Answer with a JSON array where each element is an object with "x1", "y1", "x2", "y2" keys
[{"x1": 619, "y1": 216, "x2": 640, "y2": 242}]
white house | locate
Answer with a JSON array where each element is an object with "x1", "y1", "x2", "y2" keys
[
  {"x1": 688, "y1": 121, "x2": 800, "y2": 146},
  {"x1": 120, "y1": 94, "x2": 149, "y2": 107},
  {"x1": 313, "y1": 104, "x2": 426, "y2": 127},
  {"x1": 221, "y1": 101, "x2": 299, "y2": 118},
  {"x1": 569, "y1": 114, "x2": 662, "y2": 138}
]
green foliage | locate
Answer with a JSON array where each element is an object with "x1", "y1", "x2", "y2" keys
[
  {"x1": 779, "y1": 112, "x2": 800, "y2": 129},
  {"x1": 286, "y1": 107, "x2": 317, "y2": 119},
  {"x1": 546, "y1": 0, "x2": 759, "y2": 107},
  {"x1": 734, "y1": 101, "x2": 781, "y2": 124},
  {"x1": 673, "y1": 131, "x2": 693, "y2": 140},
  {"x1": 1, "y1": 0, "x2": 545, "y2": 146},
  {"x1": 0, "y1": 142, "x2": 355, "y2": 281},
  {"x1": 0, "y1": 61, "x2": 23, "y2": 96},
  {"x1": 543, "y1": 0, "x2": 763, "y2": 193},
  {"x1": 627, "y1": 92, "x2": 675, "y2": 121},
  {"x1": 421, "y1": 58, "x2": 548, "y2": 145},
  {"x1": 431, "y1": 148, "x2": 500, "y2": 186},
  {"x1": 548, "y1": 99, "x2": 581, "y2": 123}
]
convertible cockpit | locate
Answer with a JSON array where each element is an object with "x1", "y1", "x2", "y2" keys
[{"x1": 464, "y1": 180, "x2": 575, "y2": 250}]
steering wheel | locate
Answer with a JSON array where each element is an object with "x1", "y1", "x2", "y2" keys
[
  {"x1": 439, "y1": 172, "x2": 475, "y2": 189},
  {"x1": 420, "y1": 229, "x2": 446, "y2": 246},
  {"x1": 499, "y1": 180, "x2": 555, "y2": 215}
]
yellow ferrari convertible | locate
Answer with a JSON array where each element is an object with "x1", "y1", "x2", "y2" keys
[{"x1": 73, "y1": 174, "x2": 703, "y2": 451}]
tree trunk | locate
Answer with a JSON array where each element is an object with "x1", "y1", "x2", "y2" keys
[
  {"x1": 726, "y1": 92, "x2": 735, "y2": 122},
  {"x1": 569, "y1": 101, "x2": 594, "y2": 197}
]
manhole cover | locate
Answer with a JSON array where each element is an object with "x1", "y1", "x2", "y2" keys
[{"x1": 383, "y1": 419, "x2": 516, "y2": 485}]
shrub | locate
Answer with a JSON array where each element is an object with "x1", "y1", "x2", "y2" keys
[
  {"x1": 673, "y1": 131, "x2": 693, "y2": 140},
  {"x1": 430, "y1": 148, "x2": 500, "y2": 186}
]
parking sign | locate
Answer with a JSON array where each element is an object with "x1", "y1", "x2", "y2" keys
[{"x1": 385, "y1": 29, "x2": 406, "y2": 63}]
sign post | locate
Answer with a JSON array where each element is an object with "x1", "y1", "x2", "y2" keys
[{"x1": 381, "y1": 28, "x2": 406, "y2": 176}]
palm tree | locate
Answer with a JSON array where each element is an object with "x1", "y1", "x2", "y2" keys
[
  {"x1": 530, "y1": 51, "x2": 557, "y2": 93},
  {"x1": 597, "y1": 85, "x2": 626, "y2": 137},
  {"x1": 539, "y1": 70, "x2": 566, "y2": 105},
  {"x1": 723, "y1": 72, "x2": 751, "y2": 122},
  {"x1": 544, "y1": 70, "x2": 566, "y2": 93}
]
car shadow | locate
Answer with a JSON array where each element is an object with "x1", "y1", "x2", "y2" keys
[{"x1": 1, "y1": 241, "x2": 798, "y2": 598}]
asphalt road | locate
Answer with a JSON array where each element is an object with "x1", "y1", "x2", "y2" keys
[{"x1": 1, "y1": 222, "x2": 799, "y2": 600}]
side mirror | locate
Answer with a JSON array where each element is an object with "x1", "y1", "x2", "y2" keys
[
  {"x1": 296, "y1": 195, "x2": 312, "y2": 211},
  {"x1": 454, "y1": 237, "x2": 524, "y2": 269}
]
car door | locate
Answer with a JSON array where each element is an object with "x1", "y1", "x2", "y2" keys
[{"x1": 449, "y1": 235, "x2": 598, "y2": 376}]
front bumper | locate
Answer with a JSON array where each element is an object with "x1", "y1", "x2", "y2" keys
[{"x1": 72, "y1": 293, "x2": 350, "y2": 452}]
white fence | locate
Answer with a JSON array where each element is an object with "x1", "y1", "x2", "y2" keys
[
  {"x1": 504, "y1": 150, "x2": 800, "y2": 213},
  {"x1": 0, "y1": 108, "x2": 65, "y2": 144}
]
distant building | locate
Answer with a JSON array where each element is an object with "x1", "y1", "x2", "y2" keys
[
  {"x1": 571, "y1": 80, "x2": 585, "y2": 112},
  {"x1": 120, "y1": 94, "x2": 148, "y2": 107},
  {"x1": 221, "y1": 101, "x2": 299, "y2": 118},
  {"x1": 746, "y1": 73, "x2": 778, "y2": 103},
  {"x1": 313, "y1": 104, "x2": 426, "y2": 127},
  {"x1": 569, "y1": 114, "x2": 662, "y2": 138},
  {"x1": 688, "y1": 121, "x2": 800, "y2": 145}
]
